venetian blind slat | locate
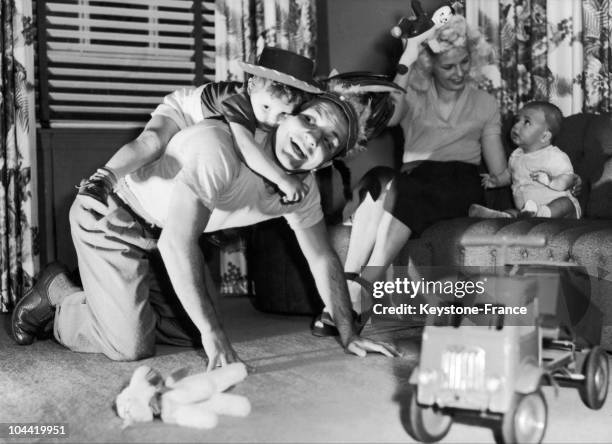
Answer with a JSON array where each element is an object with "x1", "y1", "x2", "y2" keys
[{"x1": 42, "y1": 0, "x2": 215, "y2": 126}]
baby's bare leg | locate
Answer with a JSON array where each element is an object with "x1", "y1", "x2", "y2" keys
[{"x1": 547, "y1": 197, "x2": 578, "y2": 218}]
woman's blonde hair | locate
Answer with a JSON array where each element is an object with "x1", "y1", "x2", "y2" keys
[{"x1": 407, "y1": 15, "x2": 496, "y2": 92}]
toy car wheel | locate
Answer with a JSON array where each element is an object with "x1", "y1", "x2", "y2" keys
[
  {"x1": 405, "y1": 386, "x2": 452, "y2": 443},
  {"x1": 579, "y1": 346, "x2": 610, "y2": 410},
  {"x1": 494, "y1": 390, "x2": 547, "y2": 444}
]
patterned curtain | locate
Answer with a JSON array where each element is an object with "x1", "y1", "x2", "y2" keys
[
  {"x1": 466, "y1": 0, "x2": 611, "y2": 119},
  {"x1": 0, "y1": 0, "x2": 38, "y2": 312},
  {"x1": 215, "y1": 0, "x2": 317, "y2": 82},
  {"x1": 213, "y1": 0, "x2": 317, "y2": 295},
  {"x1": 582, "y1": 0, "x2": 611, "y2": 112}
]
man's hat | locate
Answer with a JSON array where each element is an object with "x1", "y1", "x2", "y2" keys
[
  {"x1": 238, "y1": 47, "x2": 323, "y2": 94},
  {"x1": 315, "y1": 92, "x2": 360, "y2": 158},
  {"x1": 322, "y1": 72, "x2": 405, "y2": 156}
]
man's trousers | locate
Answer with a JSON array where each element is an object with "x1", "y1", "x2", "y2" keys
[{"x1": 53, "y1": 195, "x2": 213, "y2": 361}]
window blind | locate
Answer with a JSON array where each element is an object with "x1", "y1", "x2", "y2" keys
[{"x1": 38, "y1": 0, "x2": 215, "y2": 127}]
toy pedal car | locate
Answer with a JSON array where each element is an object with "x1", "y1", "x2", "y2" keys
[{"x1": 404, "y1": 235, "x2": 610, "y2": 444}]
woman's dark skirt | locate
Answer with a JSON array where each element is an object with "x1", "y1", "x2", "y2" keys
[{"x1": 381, "y1": 160, "x2": 484, "y2": 238}]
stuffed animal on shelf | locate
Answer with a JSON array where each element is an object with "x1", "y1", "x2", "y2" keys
[{"x1": 115, "y1": 362, "x2": 251, "y2": 429}]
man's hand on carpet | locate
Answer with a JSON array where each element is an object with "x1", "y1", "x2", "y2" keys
[
  {"x1": 202, "y1": 331, "x2": 241, "y2": 372},
  {"x1": 346, "y1": 337, "x2": 399, "y2": 358}
]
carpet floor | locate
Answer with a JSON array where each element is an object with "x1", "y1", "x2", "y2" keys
[{"x1": 0, "y1": 295, "x2": 610, "y2": 443}]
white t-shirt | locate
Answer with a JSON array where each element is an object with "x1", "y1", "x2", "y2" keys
[
  {"x1": 509, "y1": 145, "x2": 578, "y2": 211},
  {"x1": 151, "y1": 86, "x2": 207, "y2": 130},
  {"x1": 120, "y1": 120, "x2": 323, "y2": 232}
]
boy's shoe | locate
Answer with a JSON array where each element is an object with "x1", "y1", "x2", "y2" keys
[{"x1": 469, "y1": 204, "x2": 513, "y2": 218}]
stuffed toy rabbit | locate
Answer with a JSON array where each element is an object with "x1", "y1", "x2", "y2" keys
[{"x1": 115, "y1": 362, "x2": 251, "y2": 429}]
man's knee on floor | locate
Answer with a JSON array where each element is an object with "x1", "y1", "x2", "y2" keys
[
  {"x1": 55, "y1": 312, "x2": 154, "y2": 361},
  {"x1": 107, "y1": 336, "x2": 155, "y2": 362}
]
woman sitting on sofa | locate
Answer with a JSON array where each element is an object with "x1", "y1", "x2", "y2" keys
[{"x1": 312, "y1": 15, "x2": 509, "y2": 335}]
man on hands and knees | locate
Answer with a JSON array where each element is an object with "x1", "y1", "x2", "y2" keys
[{"x1": 11, "y1": 90, "x2": 398, "y2": 367}]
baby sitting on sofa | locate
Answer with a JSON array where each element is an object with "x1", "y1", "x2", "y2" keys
[{"x1": 470, "y1": 100, "x2": 581, "y2": 219}]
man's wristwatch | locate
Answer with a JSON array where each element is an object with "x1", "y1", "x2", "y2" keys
[{"x1": 397, "y1": 64, "x2": 409, "y2": 75}]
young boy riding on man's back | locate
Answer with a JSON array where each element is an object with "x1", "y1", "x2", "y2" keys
[{"x1": 80, "y1": 47, "x2": 322, "y2": 208}]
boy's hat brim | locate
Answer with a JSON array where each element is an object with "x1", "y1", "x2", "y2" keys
[
  {"x1": 239, "y1": 62, "x2": 324, "y2": 94},
  {"x1": 239, "y1": 47, "x2": 323, "y2": 94}
]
